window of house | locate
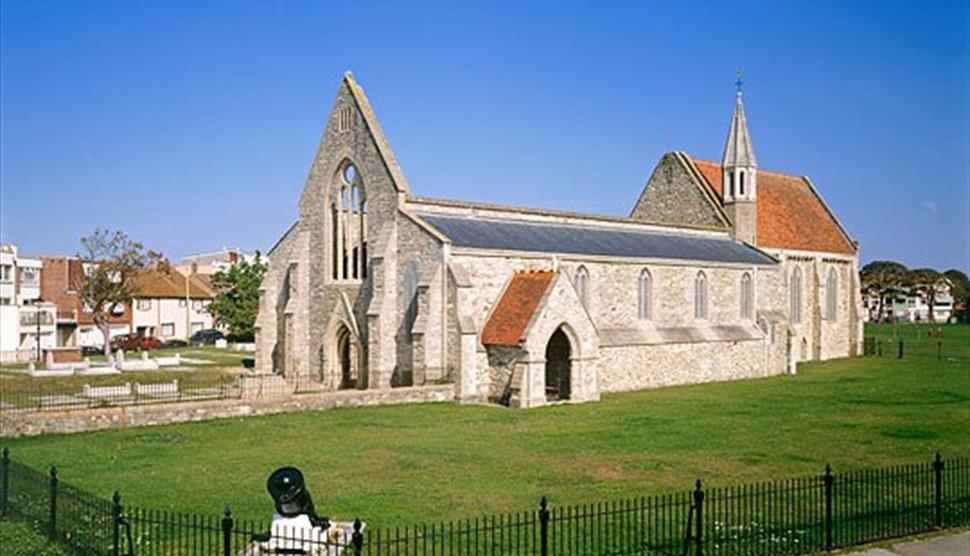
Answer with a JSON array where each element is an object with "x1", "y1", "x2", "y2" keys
[
  {"x1": 179, "y1": 299, "x2": 187, "y2": 307},
  {"x1": 19, "y1": 267, "x2": 39, "y2": 286},
  {"x1": 137, "y1": 299, "x2": 151, "y2": 311},
  {"x1": 0, "y1": 265, "x2": 11, "y2": 283},
  {"x1": 740, "y1": 272, "x2": 753, "y2": 319},
  {"x1": 193, "y1": 300, "x2": 203, "y2": 311},
  {"x1": 161, "y1": 323, "x2": 175, "y2": 337},
  {"x1": 638, "y1": 268, "x2": 652, "y2": 320},
  {"x1": 191, "y1": 322, "x2": 204, "y2": 334},
  {"x1": 694, "y1": 271, "x2": 708, "y2": 320},
  {"x1": 825, "y1": 268, "x2": 838, "y2": 321},
  {"x1": 574, "y1": 266, "x2": 589, "y2": 308},
  {"x1": 790, "y1": 267, "x2": 803, "y2": 324}
]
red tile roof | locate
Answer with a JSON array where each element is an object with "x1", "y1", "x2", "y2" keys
[
  {"x1": 481, "y1": 270, "x2": 555, "y2": 346},
  {"x1": 690, "y1": 158, "x2": 856, "y2": 255}
]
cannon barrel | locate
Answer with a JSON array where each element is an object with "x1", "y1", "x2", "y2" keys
[{"x1": 266, "y1": 467, "x2": 323, "y2": 522}]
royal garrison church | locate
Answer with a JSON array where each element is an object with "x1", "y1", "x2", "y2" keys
[{"x1": 254, "y1": 73, "x2": 862, "y2": 407}]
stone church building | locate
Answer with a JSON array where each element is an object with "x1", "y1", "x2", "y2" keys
[{"x1": 254, "y1": 73, "x2": 863, "y2": 408}]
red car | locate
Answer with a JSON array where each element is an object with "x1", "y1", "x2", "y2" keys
[{"x1": 110, "y1": 334, "x2": 163, "y2": 352}]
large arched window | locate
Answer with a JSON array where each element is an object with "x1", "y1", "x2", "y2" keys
[
  {"x1": 694, "y1": 271, "x2": 708, "y2": 320},
  {"x1": 790, "y1": 267, "x2": 803, "y2": 324},
  {"x1": 574, "y1": 266, "x2": 589, "y2": 308},
  {"x1": 331, "y1": 160, "x2": 367, "y2": 282},
  {"x1": 825, "y1": 268, "x2": 838, "y2": 321},
  {"x1": 740, "y1": 272, "x2": 753, "y2": 319},
  {"x1": 638, "y1": 269, "x2": 652, "y2": 320}
]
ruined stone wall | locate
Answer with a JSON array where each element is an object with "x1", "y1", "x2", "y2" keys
[{"x1": 394, "y1": 214, "x2": 446, "y2": 385}]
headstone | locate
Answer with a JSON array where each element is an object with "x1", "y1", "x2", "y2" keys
[
  {"x1": 116, "y1": 349, "x2": 125, "y2": 363},
  {"x1": 141, "y1": 351, "x2": 149, "y2": 361},
  {"x1": 215, "y1": 338, "x2": 228, "y2": 349},
  {"x1": 45, "y1": 350, "x2": 54, "y2": 369}
]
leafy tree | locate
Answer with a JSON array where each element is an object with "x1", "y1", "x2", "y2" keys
[
  {"x1": 860, "y1": 261, "x2": 909, "y2": 322},
  {"x1": 944, "y1": 269, "x2": 969, "y2": 322},
  {"x1": 76, "y1": 230, "x2": 163, "y2": 355},
  {"x1": 207, "y1": 256, "x2": 266, "y2": 341},
  {"x1": 909, "y1": 268, "x2": 944, "y2": 322}
]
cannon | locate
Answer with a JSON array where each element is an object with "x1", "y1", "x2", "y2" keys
[
  {"x1": 267, "y1": 466, "x2": 330, "y2": 529},
  {"x1": 250, "y1": 467, "x2": 362, "y2": 555}
]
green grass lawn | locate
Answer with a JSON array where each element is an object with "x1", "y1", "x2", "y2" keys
[{"x1": 2, "y1": 325, "x2": 968, "y2": 528}]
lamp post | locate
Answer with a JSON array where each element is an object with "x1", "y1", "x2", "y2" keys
[{"x1": 35, "y1": 303, "x2": 42, "y2": 362}]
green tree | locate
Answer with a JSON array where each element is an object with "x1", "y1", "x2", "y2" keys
[
  {"x1": 76, "y1": 230, "x2": 163, "y2": 355},
  {"x1": 207, "y1": 256, "x2": 266, "y2": 341},
  {"x1": 909, "y1": 268, "x2": 944, "y2": 322},
  {"x1": 860, "y1": 261, "x2": 909, "y2": 322},
  {"x1": 944, "y1": 269, "x2": 969, "y2": 322}
]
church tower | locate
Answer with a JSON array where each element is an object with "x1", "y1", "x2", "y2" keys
[{"x1": 722, "y1": 78, "x2": 758, "y2": 245}]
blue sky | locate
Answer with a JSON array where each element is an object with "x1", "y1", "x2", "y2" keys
[{"x1": 1, "y1": 1, "x2": 968, "y2": 271}]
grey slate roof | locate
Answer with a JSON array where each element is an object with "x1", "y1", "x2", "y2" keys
[{"x1": 417, "y1": 212, "x2": 777, "y2": 266}]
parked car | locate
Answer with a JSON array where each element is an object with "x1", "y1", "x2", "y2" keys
[
  {"x1": 81, "y1": 345, "x2": 103, "y2": 357},
  {"x1": 110, "y1": 334, "x2": 163, "y2": 352},
  {"x1": 162, "y1": 339, "x2": 188, "y2": 349},
  {"x1": 190, "y1": 329, "x2": 225, "y2": 346}
]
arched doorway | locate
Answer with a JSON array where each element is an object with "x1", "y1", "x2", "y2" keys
[
  {"x1": 545, "y1": 328, "x2": 572, "y2": 401},
  {"x1": 335, "y1": 325, "x2": 355, "y2": 389}
]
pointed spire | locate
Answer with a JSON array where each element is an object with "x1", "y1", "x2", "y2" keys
[{"x1": 722, "y1": 89, "x2": 757, "y2": 169}]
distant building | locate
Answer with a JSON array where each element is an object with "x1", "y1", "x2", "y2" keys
[
  {"x1": 39, "y1": 255, "x2": 133, "y2": 348},
  {"x1": 0, "y1": 244, "x2": 56, "y2": 363},
  {"x1": 862, "y1": 280, "x2": 955, "y2": 323},
  {"x1": 176, "y1": 249, "x2": 258, "y2": 276},
  {"x1": 129, "y1": 269, "x2": 214, "y2": 340}
]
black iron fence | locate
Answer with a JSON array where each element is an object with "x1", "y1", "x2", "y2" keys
[
  {"x1": 862, "y1": 334, "x2": 966, "y2": 360},
  {"x1": 1, "y1": 449, "x2": 968, "y2": 555}
]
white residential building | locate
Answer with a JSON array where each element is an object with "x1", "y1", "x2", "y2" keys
[
  {"x1": 0, "y1": 244, "x2": 57, "y2": 363},
  {"x1": 130, "y1": 269, "x2": 215, "y2": 340}
]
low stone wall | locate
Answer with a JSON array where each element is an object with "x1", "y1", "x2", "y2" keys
[
  {"x1": 597, "y1": 339, "x2": 777, "y2": 393},
  {"x1": 0, "y1": 384, "x2": 456, "y2": 438}
]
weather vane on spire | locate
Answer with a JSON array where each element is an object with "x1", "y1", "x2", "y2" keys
[{"x1": 735, "y1": 68, "x2": 744, "y2": 93}]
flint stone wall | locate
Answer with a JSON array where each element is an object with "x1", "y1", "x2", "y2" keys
[{"x1": 597, "y1": 338, "x2": 769, "y2": 392}]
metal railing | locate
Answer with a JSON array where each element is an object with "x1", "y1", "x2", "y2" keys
[{"x1": 1, "y1": 449, "x2": 968, "y2": 555}]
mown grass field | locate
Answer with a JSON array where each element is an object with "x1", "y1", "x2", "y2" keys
[
  {"x1": 2, "y1": 324, "x2": 968, "y2": 528},
  {"x1": 0, "y1": 347, "x2": 248, "y2": 407}
]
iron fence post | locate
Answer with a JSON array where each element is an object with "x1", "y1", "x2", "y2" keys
[
  {"x1": 898, "y1": 340, "x2": 904, "y2": 359},
  {"x1": 937, "y1": 340, "x2": 942, "y2": 360},
  {"x1": 48, "y1": 466, "x2": 58, "y2": 541},
  {"x1": 112, "y1": 491, "x2": 122, "y2": 556},
  {"x1": 352, "y1": 518, "x2": 363, "y2": 556},
  {"x1": 693, "y1": 479, "x2": 704, "y2": 556},
  {"x1": 933, "y1": 453, "x2": 944, "y2": 528},
  {"x1": 539, "y1": 496, "x2": 549, "y2": 556},
  {"x1": 877, "y1": 340, "x2": 882, "y2": 357},
  {"x1": 824, "y1": 464, "x2": 834, "y2": 551},
  {"x1": 1, "y1": 447, "x2": 9, "y2": 516},
  {"x1": 222, "y1": 505, "x2": 233, "y2": 556}
]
